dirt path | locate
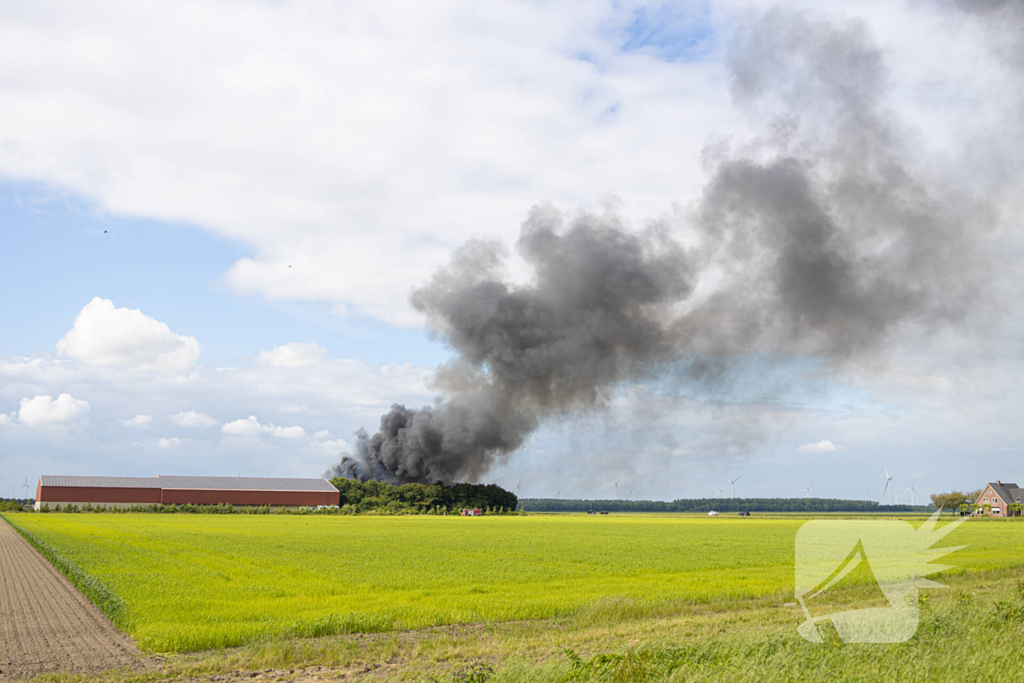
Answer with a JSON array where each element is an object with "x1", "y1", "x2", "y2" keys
[{"x1": 0, "y1": 517, "x2": 143, "y2": 681}]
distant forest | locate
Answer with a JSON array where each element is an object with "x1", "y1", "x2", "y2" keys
[{"x1": 519, "y1": 498, "x2": 931, "y2": 513}]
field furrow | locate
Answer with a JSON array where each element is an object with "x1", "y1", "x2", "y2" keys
[{"x1": 0, "y1": 517, "x2": 142, "y2": 681}]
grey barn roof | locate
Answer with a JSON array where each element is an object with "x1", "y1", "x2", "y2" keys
[
  {"x1": 40, "y1": 475, "x2": 338, "y2": 492},
  {"x1": 987, "y1": 482, "x2": 1023, "y2": 504},
  {"x1": 40, "y1": 476, "x2": 161, "y2": 489}
]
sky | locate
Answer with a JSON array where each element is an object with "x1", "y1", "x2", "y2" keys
[{"x1": 1, "y1": 0, "x2": 1022, "y2": 503}]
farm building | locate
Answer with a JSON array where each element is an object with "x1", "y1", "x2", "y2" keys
[
  {"x1": 976, "y1": 481, "x2": 1023, "y2": 517},
  {"x1": 34, "y1": 475, "x2": 340, "y2": 510}
]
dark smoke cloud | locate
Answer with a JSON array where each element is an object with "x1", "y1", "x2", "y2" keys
[
  {"x1": 331, "y1": 208, "x2": 694, "y2": 483},
  {"x1": 328, "y1": 8, "x2": 1002, "y2": 484}
]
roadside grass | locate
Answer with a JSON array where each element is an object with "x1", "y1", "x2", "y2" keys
[
  {"x1": 24, "y1": 567, "x2": 1024, "y2": 683},
  {"x1": 3, "y1": 512, "x2": 1019, "y2": 654}
]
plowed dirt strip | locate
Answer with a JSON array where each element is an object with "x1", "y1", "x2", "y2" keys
[{"x1": 0, "y1": 517, "x2": 142, "y2": 681}]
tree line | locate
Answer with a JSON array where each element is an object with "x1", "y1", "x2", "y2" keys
[
  {"x1": 931, "y1": 489, "x2": 1021, "y2": 516},
  {"x1": 519, "y1": 498, "x2": 931, "y2": 513},
  {"x1": 330, "y1": 478, "x2": 519, "y2": 514}
]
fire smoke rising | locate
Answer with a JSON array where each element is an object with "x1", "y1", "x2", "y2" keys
[{"x1": 328, "y1": 7, "x2": 1012, "y2": 485}]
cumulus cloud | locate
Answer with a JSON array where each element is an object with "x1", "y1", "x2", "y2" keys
[
  {"x1": 221, "y1": 415, "x2": 305, "y2": 439},
  {"x1": 0, "y1": 412, "x2": 13, "y2": 425},
  {"x1": 123, "y1": 414, "x2": 153, "y2": 428},
  {"x1": 797, "y1": 440, "x2": 840, "y2": 453},
  {"x1": 18, "y1": 394, "x2": 89, "y2": 426},
  {"x1": 0, "y1": 2, "x2": 739, "y2": 325},
  {"x1": 259, "y1": 343, "x2": 326, "y2": 368},
  {"x1": 56, "y1": 297, "x2": 200, "y2": 373},
  {"x1": 312, "y1": 429, "x2": 332, "y2": 439},
  {"x1": 170, "y1": 410, "x2": 218, "y2": 427},
  {"x1": 158, "y1": 437, "x2": 181, "y2": 449}
]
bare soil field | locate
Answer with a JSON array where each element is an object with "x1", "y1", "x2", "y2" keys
[{"x1": 0, "y1": 518, "x2": 142, "y2": 681}]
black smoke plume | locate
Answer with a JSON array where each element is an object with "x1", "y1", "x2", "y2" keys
[{"x1": 328, "y1": 8, "x2": 1007, "y2": 484}]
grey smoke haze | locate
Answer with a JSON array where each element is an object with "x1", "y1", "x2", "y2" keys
[{"x1": 328, "y1": 7, "x2": 1007, "y2": 485}]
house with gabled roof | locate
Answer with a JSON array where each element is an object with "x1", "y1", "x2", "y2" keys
[{"x1": 976, "y1": 481, "x2": 1023, "y2": 517}]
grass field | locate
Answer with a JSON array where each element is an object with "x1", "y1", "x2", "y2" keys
[{"x1": 3, "y1": 512, "x2": 1021, "y2": 657}]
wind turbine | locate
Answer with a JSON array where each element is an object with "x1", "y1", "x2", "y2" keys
[
  {"x1": 799, "y1": 485, "x2": 811, "y2": 499},
  {"x1": 898, "y1": 484, "x2": 918, "y2": 506},
  {"x1": 628, "y1": 485, "x2": 634, "y2": 500},
  {"x1": 556, "y1": 485, "x2": 563, "y2": 498},
  {"x1": 613, "y1": 480, "x2": 620, "y2": 499},
  {"x1": 881, "y1": 465, "x2": 894, "y2": 505},
  {"x1": 21, "y1": 477, "x2": 30, "y2": 498},
  {"x1": 723, "y1": 475, "x2": 743, "y2": 499},
  {"x1": 716, "y1": 488, "x2": 726, "y2": 498},
  {"x1": 864, "y1": 490, "x2": 869, "y2": 502},
  {"x1": 515, "y1": 478, "x2": 523, "y2": 499}
]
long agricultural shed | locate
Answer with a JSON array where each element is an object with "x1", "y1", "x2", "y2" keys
[{"x1": 35, "y1": 475, "x2": 340, "y2": 509}]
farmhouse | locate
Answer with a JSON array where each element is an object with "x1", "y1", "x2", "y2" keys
[
  {"x1": 976, "y1": 481, "x2": 1023, "y2": 517},
  {"x1": 34, "y1": 475, "x2": 340, "y2": 510}
]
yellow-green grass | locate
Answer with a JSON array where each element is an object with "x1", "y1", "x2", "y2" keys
[{"x1": 3, "y1": 513, "x2": 1021, "y2": 654}]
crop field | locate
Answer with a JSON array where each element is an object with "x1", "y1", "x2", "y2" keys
[{"x1": 4, "y1": 512, "x2": 1020, "y2": 657}]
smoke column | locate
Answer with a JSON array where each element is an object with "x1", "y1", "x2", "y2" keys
[{"x1": 328, "y1": 7, "x2": 1010, "y2": 484}]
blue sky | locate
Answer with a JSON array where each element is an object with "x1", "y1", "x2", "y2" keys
[
  {"x1": 0, "y1": 185, "x2": 450, "y2": 367},
  {"x1": 1, "y1": 0, "x2": 1021, "y2": 502}
]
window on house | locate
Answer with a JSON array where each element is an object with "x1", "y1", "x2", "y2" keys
[{"x1": 983, "y1": 498, "x2": 989, "y2": 503}]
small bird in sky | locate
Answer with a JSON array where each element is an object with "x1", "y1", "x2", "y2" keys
[{"x1": 103, "y1": 230, "x2": 107, "y2": 233}]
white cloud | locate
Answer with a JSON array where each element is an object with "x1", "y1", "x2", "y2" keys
[
  {"x1": 0, "y1": 2, "x2": 1012, "y2": 328},
  {"x1": 797, "y1": 440, "x2": 840, "y2": 453},
  {"x1": 312, "y1": 429, "x2": 332, "y2": 439},
  {"x1": 56, "y1": 297, "x2": 200, "y2": 373},
  {"x1": 0, "y1": 412, "x2": 13, "y2": 425},
  {"x1": 158, "y1": 437, "x2": 181, "y2": 449},
  {"x1": 309, "y1": 438, "x2": 350, "y2": 455},
  {"x1": 259, "y1": 343, "x2": 326, "y2": 368},
  {"x1": 123, "y1": 414, "x2": 153, "y2": 428},
  {"x1": 0, "y1": 2, "x2": 743, "y2": 326},
  {"x1": 270, "y1": 425, "x2": 305, "y2": 439},
  {"x1": 18, "y1": 393, "x2": 89, "y2": 426},
  {"x1": 221, "y1": 415, "x2": 305, "y2": 439},
  {"x1": 170, "y1": 410, "x2": 218, "y2": 427}
]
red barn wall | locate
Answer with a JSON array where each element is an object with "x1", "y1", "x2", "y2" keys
[
  {"x1": 37, "y1": 486, "x2": 162, "y2": 504},
  {"x1": 160, "y1": 489, "x2": 339, "y2": 506},
  {"x1": 36, "y1": 486, "x2": 339, "y2": 507}
]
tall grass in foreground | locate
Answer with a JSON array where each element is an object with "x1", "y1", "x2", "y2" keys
[
  {"x1": 44, "y1": 568, "x2": 1023, "y2": 683},
  {"x1": 3, "y1": 513, "x2": 1019, "y2": 655},
  {"x1": 512, "y1": 575, "x2": 1024, "y2": 682}
]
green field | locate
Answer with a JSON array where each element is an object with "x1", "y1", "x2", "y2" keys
[{"x1": 4, "y1": 512, "x2": 1020, "y2": 655}]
